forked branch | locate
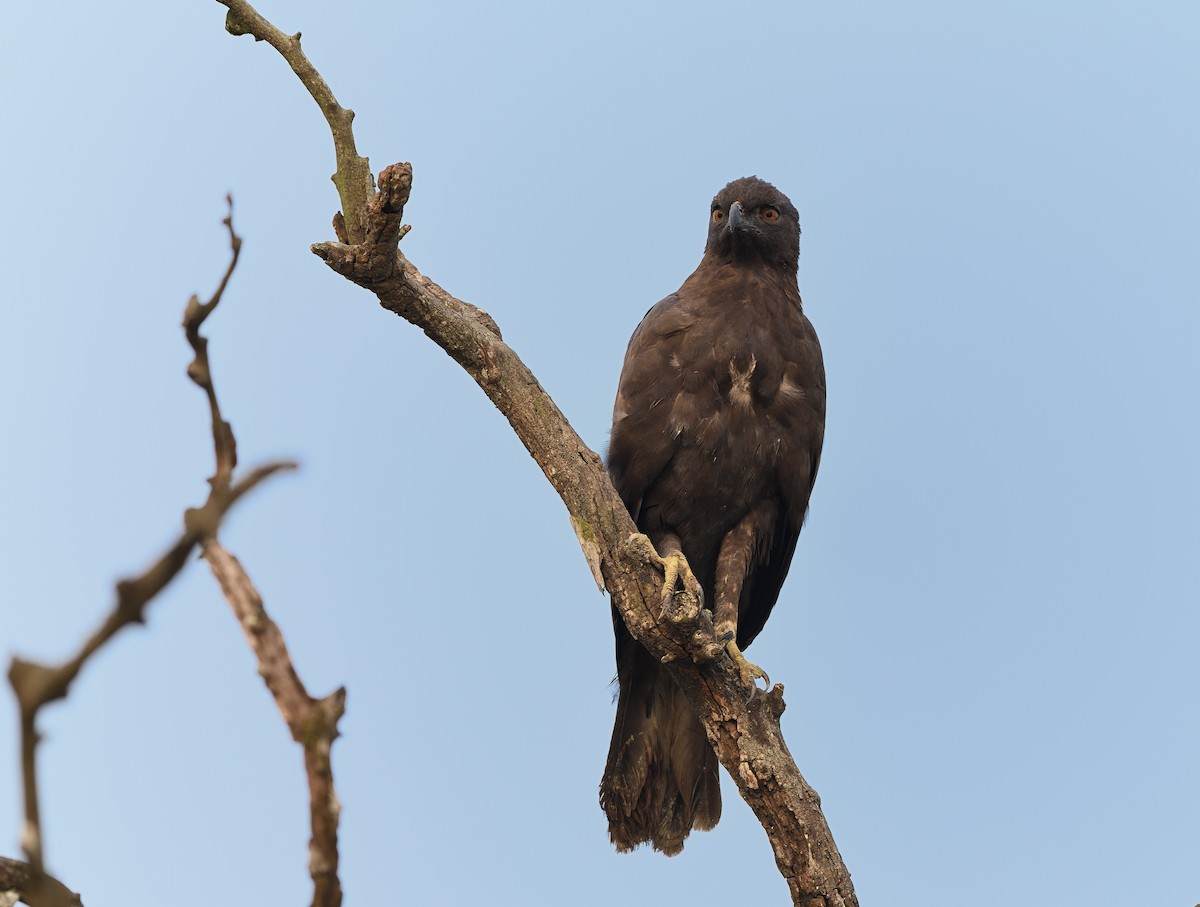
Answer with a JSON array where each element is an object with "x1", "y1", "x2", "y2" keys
[
  {"x1": 218, "y1": 3, "x2": 857, "y2": 903},
  {"x1": 184, "y1": 201, "x2": 345, "y2": 907},
  {"x1": 4, "y1": 199, "x2": 293, "y2": 907}
]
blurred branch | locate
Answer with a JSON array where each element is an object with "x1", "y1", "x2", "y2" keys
[
  {"x1": 218, "y1": 3, "x2": 857, "y2": 904},
  {"x1": 201, "y1": 543, "x2": 345, "y2": 907},
  {"x1": 5, "y1": 199, "x2": 293, "y2": 907},
  {"x1": 183, "y1": 199, "x2": 343, "y2": 907},
  {"x1": 0, "y1": 858, "x2": 80, "y2": 907},
  {"x1": 183, "y1": 195, "x2": 242, "y2": 485}
]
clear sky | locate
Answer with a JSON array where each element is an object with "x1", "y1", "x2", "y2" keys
[{"x1": 2, "y1": 2, "x2": 1197, "y2": 905}]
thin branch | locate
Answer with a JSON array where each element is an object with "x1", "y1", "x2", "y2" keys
[
  {"x1": 5, "y1": 200, "x2": 294, "y2": 907},
  {"x1": 184, "y1": 194, "x2": 242, "y2": 486},
  {"x1": 183, "y1": 197, "x2": 344, "y2": 907},
  {"x1": 201, "y1": 542, "x2": 345, "y2": 907},
  {"x1": 219, "y1": 3, "x2": 858, "y2": 904},
  {"x1": 217, "y1": 0, "x2": 373, "y2": 244}
]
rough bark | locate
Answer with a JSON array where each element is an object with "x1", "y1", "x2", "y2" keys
[
  {"x1": 312, "y1": 167, "x2": 857, "y2": 905},
  {"x1": 220, "y1": 3, "x2": 858, "y2": 902}
]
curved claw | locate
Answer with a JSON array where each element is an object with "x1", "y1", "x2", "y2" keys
[
  {"x1": 628, "y1": 533, "x2": 704, "y2": 617},
  {"x1": 725, "y1": 638, "x2": 770, "y2": 694},
  {"x1": 658, "y1": 551, "x2": 703, "y2": 615}
]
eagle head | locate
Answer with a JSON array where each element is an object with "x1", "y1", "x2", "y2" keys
[{"x1": 705, "y1": 176, "x2": 801, "y2": 273}]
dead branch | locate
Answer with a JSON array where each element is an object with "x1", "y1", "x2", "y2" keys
[
  {"x1": 201, "y1": 542, "x2": 346, "y2": 907},
  {"x1": 217, "y1": 3, "x2": 858, "y2": 903},
  {"x1": 220, "y1": 0, "x2": 373, "y2": 244},
  {"x1": 4, "y1": 198, "x2": 294, "y2": 907},
  {"x1": 0, "y1": 858, "x2": 80, "y2": 907},
  {"x1": 183, "y1": 199, "x2": 345, "y2": 907}
]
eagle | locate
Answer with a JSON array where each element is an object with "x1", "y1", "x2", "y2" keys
[{"x1": 599, "y1": 176, "x2": 826, "y2": 855}]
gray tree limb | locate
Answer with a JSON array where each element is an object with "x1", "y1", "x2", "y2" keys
[{"x1": 218, "y1": 3, "x2": 858, "y2": 902}]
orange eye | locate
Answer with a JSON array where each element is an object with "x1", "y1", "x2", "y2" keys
[
  {"x1": 761, "y1": 206, "x2": 780, "y2": 222},
  {"x1": 712, "y1": 209, "x2": 724, "y2": 223}
]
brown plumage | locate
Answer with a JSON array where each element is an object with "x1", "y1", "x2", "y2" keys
[{"x1": 600, "y1": 177, "x2": 826, "y2": 855}]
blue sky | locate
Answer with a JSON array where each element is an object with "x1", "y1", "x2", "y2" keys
[{"x1": 2, "y1": 2, "x2": 1197, "y2": 905}]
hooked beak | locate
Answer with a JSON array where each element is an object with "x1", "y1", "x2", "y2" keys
[{"x1": 727, "y1": 201, "x2": 748, "y2": 233}]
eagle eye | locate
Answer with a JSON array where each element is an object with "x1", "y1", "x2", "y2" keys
[
  {"x1": 712, "y1": 209, "x2": 725, "y2": 223},
  {"x1": 761, "y1": 206, "x2": 780, "y2": 222}
]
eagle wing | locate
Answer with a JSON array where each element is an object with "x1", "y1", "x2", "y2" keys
[{"x1": 606, "y1": 293, "x2": 697, "y2": 521}]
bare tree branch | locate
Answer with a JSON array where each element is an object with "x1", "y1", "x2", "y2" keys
[
  {"x1": 217, "y1": 3, "x2": 858, "y2": 903},
  {"x1": 183, "y1": 194, "x2": 242, "y2": 484},
  {"x1": 316, "y1": 172, "x2": 859, "y2": 906},
  {"x1": 219, "y1": 0, "x2": 373, "y2": 244},
  {"x1": 5, "y1": 198, "x2": 294, "y2": 907},
  {"x1": 183, "y1": 198, "x2": 345, "y2": 907},
  {"x1": 201, "y1": 543, "x2": 345, "y2": 907},
  {"x1": 0, "y1": 858, "x2": 81, "y2": 907}
]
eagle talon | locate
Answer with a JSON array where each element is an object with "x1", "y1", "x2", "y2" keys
[
  {"x1": 628, "y1": 533, "x2": 704, "y2": 619},
  {"x1": 658, "y1": 551, "x2": 702, "y2": 616},
  {"x1": 725, "y1": 638, "x2": 770, "y2": 695}
]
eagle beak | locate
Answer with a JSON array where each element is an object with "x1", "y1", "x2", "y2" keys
[{"x1": 728, "y1": 201, "x2": 747, "y2": 232}]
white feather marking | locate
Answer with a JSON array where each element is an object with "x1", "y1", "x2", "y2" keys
[
  {"x1": 728, "y1": 354, "x2": 757, "y2": 408},
  {"x1": 777, "y1": 375, "x2": 807, "y2": 403}
]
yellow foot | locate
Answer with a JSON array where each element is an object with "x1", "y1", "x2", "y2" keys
[
  {"x1": 627, "y1": 533, "x2": 704, "y2": 618},
  {"x1": 657, "y1": 551, "x2": 703, "y2": 615},
  {"x1": 724, "y1": 637, "x2": 770, "y2": 693}
]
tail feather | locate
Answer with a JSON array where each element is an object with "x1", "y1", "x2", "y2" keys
[{"x1": 600, "y1": 639, "x2": 721, "y2": 855}]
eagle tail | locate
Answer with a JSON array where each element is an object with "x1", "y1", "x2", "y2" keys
[{"x1": 599, "y1": 640, "x2": 721, "y2": 855}]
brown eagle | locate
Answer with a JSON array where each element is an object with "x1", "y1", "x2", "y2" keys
[{"x1": 600, "y1": 176, "x2": 826, "y2": 855}]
